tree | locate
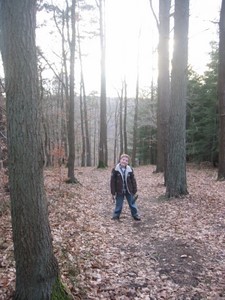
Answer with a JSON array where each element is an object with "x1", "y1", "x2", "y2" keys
[
  {"x1": 150, "y1": 0, "x2": 171, "y2": 174},
  {"x1": 113, "y1": 99, "x2": 119, "y2": 164},
  {"x1": 166, "y1": 0, "x2": 189, "y2": 197},
  {"x1": 119, "y1": 86, "x2": 124, "y2": 155},
  {"x1": 77, "y1": 2, "x2": 92, "y2": 166},
  {"x1": 123, "y1": 80, "x2": 128, "y2": 154},
  {"x1": 132, "y1": 29, "x2": 141, "y2": 166},
  {"x1": 187, "y1": 60, "x2": 218, "y2": 165},
  {"x1": 96, "y1": 0, "x2": 108, "y2": 168},
  {"x1": 0, "y1": 0, "x2": 70, "y2": 298},
  {"x1": 131, "y1": 73, "x2": 139, "y2": 166},
  {"x1": 67, "y1": 0, "x2": 78, "y2": 182},
  {"x1": 218, "y1": 0, "x2": 225, "y2": 179},
  {"x1": 156, "y1": 0, "x2": 171, "y2": 174}
]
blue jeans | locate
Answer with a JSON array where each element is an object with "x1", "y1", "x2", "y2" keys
[{"x1": 113, "y1": 192, "x2": 139, "y2": 218}]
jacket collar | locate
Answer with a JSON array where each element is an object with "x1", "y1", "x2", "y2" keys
[{"x1": 115, "y1": 163, "x2": 132, "y2": 174}]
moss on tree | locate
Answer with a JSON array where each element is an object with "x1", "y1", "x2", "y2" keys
[{"x1": 51, "y1": 278, "x2": 72, "y2": 300}]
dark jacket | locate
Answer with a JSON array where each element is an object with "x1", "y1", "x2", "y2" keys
[{"x1": 110, "y1": 163, "x2": 137, "y2": 196}]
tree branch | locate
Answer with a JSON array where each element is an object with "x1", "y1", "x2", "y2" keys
[{"x1": 149, "y1": 0, "x2": 159, "y2": 31}]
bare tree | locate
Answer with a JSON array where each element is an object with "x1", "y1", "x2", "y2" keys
[
  {"x1": 113, "y1": 100, "x2": 119, "y2": 164},
  {"x1": 217, "y1": 0, "x2": 225, "y2": 180},
  {"x1": 157, "y1": 0, "x2": 171, "y2": 174},
  {"x1": 0, "y1": 0, "x2": 70, "y2": 298},
  {"x1": 132, "y1": 30, "x2": 141, "y2": 166},
  {"x1": 123, "y1": 79, "x2": 128, "y2": 154},
  {"x1": 117, "y1": 85, "x2": 124, "y2": 155},
  {"x1": 96, "y1": 0, "x2": 108, "y2": 168},
  {"x1": 132, "y1": 74, "x2": 139, "y2": 166},
  {"x1": 166, "y1": 0, "x2": 189, "y2": 197},
  {"x1": 77, "y1": 5, "x2": 92, "y2": 166},
  {"x1": 79, "y1": 84, "x2": 86, "y2": 166},
  {"x1": 67, "y1": 0, "x2": 78, "y2": 182}
]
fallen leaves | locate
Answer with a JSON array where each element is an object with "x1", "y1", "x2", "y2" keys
[{"x1": 1, "y1": 164, "x2": 225, "y2": 299}]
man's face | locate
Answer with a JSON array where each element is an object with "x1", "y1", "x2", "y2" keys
[{"x1": 120, "y1": 156, "x2": 129, "y2": 167}]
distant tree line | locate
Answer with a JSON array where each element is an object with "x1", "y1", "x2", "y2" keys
[{"x1": 0, "y1": 42, "x2": 220, "y2": 169}]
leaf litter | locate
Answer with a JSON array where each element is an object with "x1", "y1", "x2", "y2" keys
[{"x1": 0, "y1": 164, "x2": 225, "y2": 299}]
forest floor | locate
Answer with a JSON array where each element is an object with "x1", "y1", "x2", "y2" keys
[{"x1": 1, "y1": 164, "x2": 225, "y2": 299}]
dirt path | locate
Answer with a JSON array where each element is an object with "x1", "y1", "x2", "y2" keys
[{"x1": 1, "y1": 165, "x2": 225, "y2": 299}]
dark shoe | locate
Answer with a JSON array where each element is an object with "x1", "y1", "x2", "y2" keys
[
  {"x1": 112, "y1": 216, "x2": 120, "y2": 220},
  {"x1": 133, "y1": 215, "x2": 141, "y2": 221}
]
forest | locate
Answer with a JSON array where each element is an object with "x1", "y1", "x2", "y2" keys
[{"x1": 0, "y1": 0, "x2": 225, "y2": 299}]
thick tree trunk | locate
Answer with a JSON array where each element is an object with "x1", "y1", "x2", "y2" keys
[
  {"x1": 166, "y1": 0, "x2": 189, "y2": 197},
  {"x1": 218, "y1": 0, "x2": 225, "y2": 180},
  {"x1": 156, "y1": 0, "x2": 171, "y2": 174},
  {"x1": 0, "y1": 0, "x2": 70, "y2": 298}
]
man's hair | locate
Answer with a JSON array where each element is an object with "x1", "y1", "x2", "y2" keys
[{"x1": 120, "y1": 153, "x2": 130, "y2": 160}]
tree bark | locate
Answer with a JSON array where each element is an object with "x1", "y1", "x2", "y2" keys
[
  {"x1": 67, "y1": 0, "x2": 78, "y2": 182},
  {"x1": 79, "y1": 85, "x2": 86, "y2": 167},
  {"x1": 97, "y1": 0, "x2": 108, "y2": 168},
  {"x1": 156, "y1": 0, "x2": 171, "y2": 174},
  {"x1": 166, "y1": 0, "x2": 189, "y2": 197},
  {"x1": 0, "y1": 0, "x2": 70, "y2": 298},
  {"x1": 217, "y1": 0, "x2": 225, "y2": 180},
  {"x1": 113, "y1": 101, "x2": 119, "y2": 164},
  {"x1": 132, "y1": 75, "x2": 139, "y2": 166},
  {"x1": 119, "y1": 86, "x2": 124, "y2": 155},
  {"x1": 77, "y1": 9, "x2": 92, "y2": 166},
  {"x1": 123, "y1": 80, "x2": 128, "y2": 154}
]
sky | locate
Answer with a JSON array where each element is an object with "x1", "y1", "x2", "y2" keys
[
  {"x1": 105, "y1": 0, "x2": 157, "y2": 96},
  {"x1": 34, "y1": 0, "x2": 222, "y2": 98},
  {"x1": 105, "y1": 0, "x2": 221, "y2": 97},
  {"x1": 189, "y1": 0, "x2": 220, "y2": 72}
]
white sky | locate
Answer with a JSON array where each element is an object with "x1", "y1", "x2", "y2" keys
[
  {"x1": 105, "y1": 0, "x2": 221, "y2": 97},
  {"x1": 189, "y1": 0, "x2": 220, "y2": 72},
  {"x1": 35, "y1": 0, "x2": 221, "y2": 97}
]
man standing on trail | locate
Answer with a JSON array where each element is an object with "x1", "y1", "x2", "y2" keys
[{"x1": 110, "y1": 153, "x2": 141, "y2": 221}]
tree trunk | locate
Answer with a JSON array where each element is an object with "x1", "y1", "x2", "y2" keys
[
  {"x1": 67, "y1": 0, "x2": 78, "y2": 182},
  {"x1": 119, "y1": 86, "x2": 124, "y2": 155},
  {"x1": 217, "y1": 0, "x2": 225, "y2": 180},
  {"x1": 61, "y1": 12, "x2": 69, "y2": 161},
  {"x1": 79, "y1": 85, "x2": 86, "y2": 167},
  {"x1": 77, "y1": 12, "x2": 92, "y2": 166},
  {"x1": 97, "y1": 0, "x2": 108, "y2": 168},
  {"x1": 123, "y1": 80, "x2": 128, "y2": 154},
  {"x1": 132, "y1": 75, "x2": 139, "y2": 166},
  {"x1": 156, "y1": 0, "x2": 171, "y2": 174},
  {"x1": 166, "y1": 0, "x2": 189, "y2": 198},
  {"x1": 113, "y1": 101, "x2": 119, "y2": 164},
  {"x1": 0, "y1": 0, "x2": 70, "y2": 298}
]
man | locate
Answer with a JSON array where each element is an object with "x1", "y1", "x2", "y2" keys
[{"x1": 110, "y1": 153, "x2": 141, "y2": 221}]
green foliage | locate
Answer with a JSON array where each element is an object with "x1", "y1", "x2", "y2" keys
[
  {"x1": 187, "y1": 42, "x2": 218, "y2": 165},
  {"x1": 51, "y1": 277, "x2": 72, "y2": 300},
  {"x1": 137, "y1": 125, "x2": 157, "y2": 165},
  {"x1": 136, "y1": 89, "x2": 157, "y2": 165}
]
